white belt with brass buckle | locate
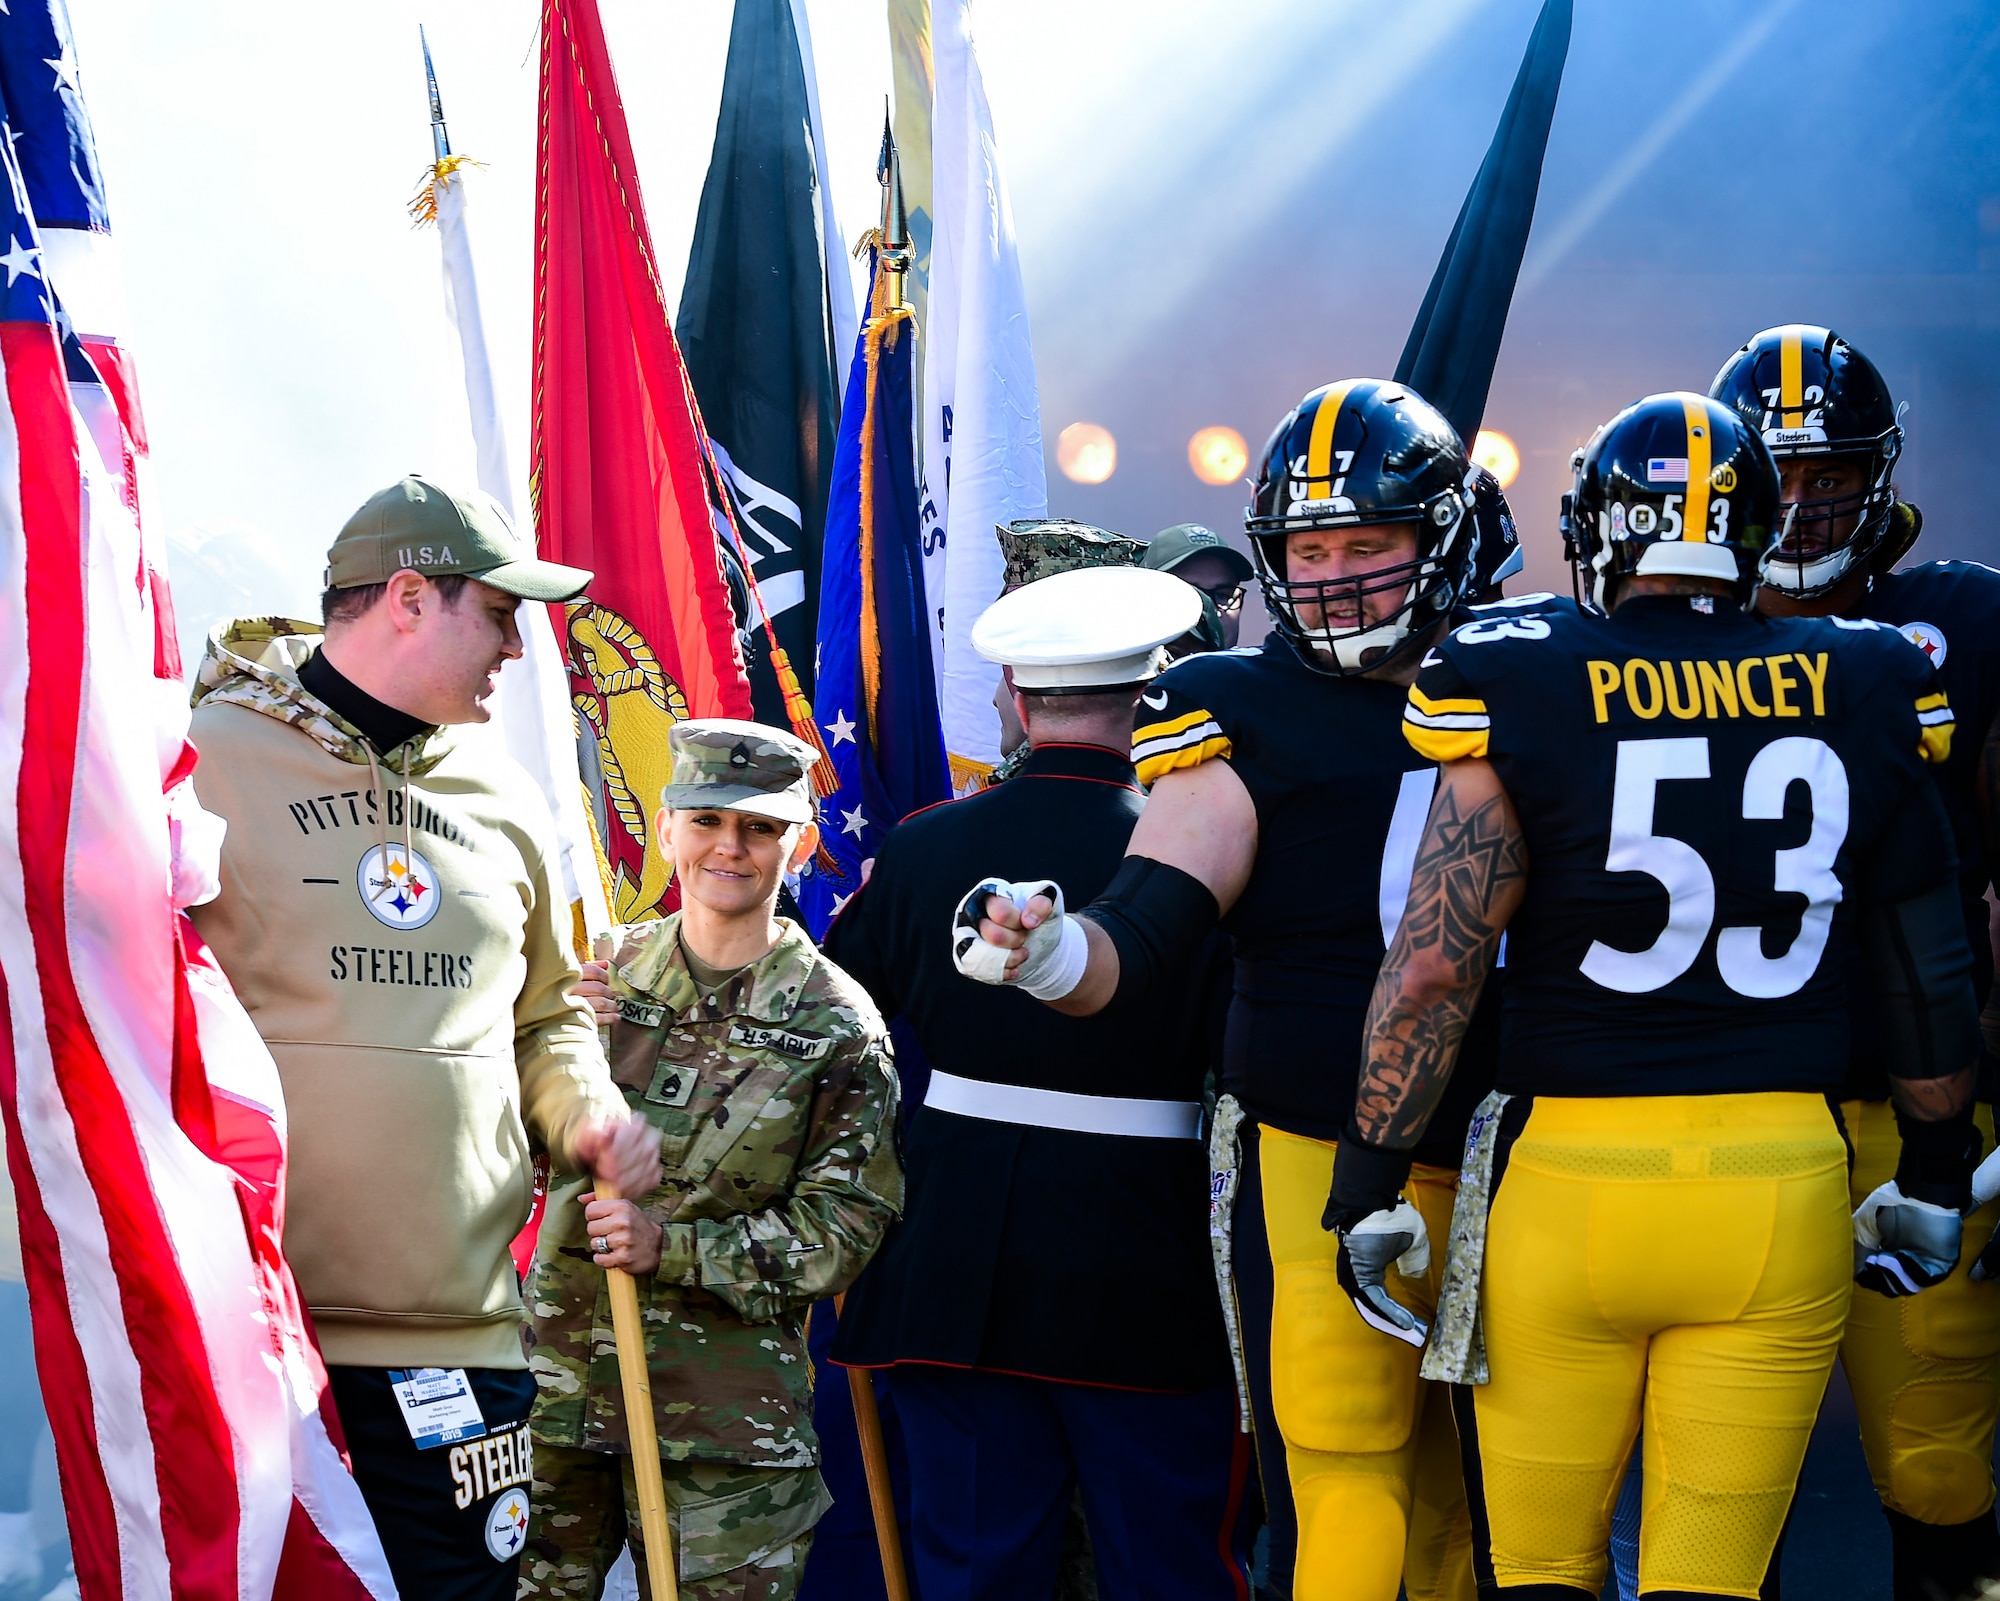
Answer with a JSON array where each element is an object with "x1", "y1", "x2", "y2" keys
[{"x1": 923, "y1": 1069, "x2": 1202, "y2": 1141}]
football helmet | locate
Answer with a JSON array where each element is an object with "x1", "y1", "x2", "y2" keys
[
  {"x1": 1244, "y1": 379, "x2": 1474, "y2": 673},
  {"x1": 1467, "y1": 465, "x2": 1523, "y2": 597},
  {"x1": 1563, "y1": 392, "x2": 1780, "y2": 611},
  {"x1": 1708, "y1": 325, "x2": 1902, "y2": 597}
]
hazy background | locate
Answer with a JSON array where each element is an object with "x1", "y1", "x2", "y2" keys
[{"x1": 64, "y1": 0, "x2": 2000, "y2": 666}]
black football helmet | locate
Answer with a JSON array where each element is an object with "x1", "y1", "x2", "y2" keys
[
  {"x1": 1244, "y1": 379, "x2": 1474, "y2": 673},
  {"x1": 1467, "y1": 465, "x2": 1523, "y2": 598},
  {"x1": 1708, "y1": 325, "x2": 1902, "y2": 597},
  {"x1": 1563, "y1": 392, "x2": 1780, "y2": 611}
]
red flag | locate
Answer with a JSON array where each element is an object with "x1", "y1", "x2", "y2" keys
[{"x1": 534, "y1": 0, "x2": 754, "y2": 923}]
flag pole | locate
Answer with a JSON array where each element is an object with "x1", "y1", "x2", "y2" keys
[
  {"x1": 829, "y1": 114, "x2": 916, "y2": 1601},
  {"x1": 596, "y1": 1175, "x2": 681, "y2": 1601}
]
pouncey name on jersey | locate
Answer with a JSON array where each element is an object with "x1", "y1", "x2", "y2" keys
[
  {"x1": 1404, "y1": 592, "x2": 1956, "y2": 1099},
  {"x1": 1134, "y1": 632, "x2": 1497, "y2": 1165}
]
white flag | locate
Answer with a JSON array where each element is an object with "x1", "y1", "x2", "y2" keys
[
  {"x1": 921, "y1": 0, "x2": 1047, "y2": 791},
  {"x1": 431, "y1": 157, "x2": 612, "y2": 938}
]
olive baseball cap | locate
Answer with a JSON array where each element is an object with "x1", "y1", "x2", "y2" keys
[
  {"x1": 1141, "y1": 523, "x2": 1253, "y2": 583},
  {"x1": 659, "y1": 719, "x2": 822, "y2": 825},
  {"x1": 326, "y1": 475, "x2": 593, "y2": 602}
]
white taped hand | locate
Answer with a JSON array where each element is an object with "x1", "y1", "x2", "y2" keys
[{"x1": 950, "y1": 877, "x2": 1090, "y2": 1001}]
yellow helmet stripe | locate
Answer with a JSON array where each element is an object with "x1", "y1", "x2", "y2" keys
[
  {"x1": 1780, "y1": 328, "x2": 1804, "y2": 429},
  {"x1": 1681, "y1": 397, "x2": 1712, "y2": 544},
  {"x1": 1305, "y1": 379, "x2": 1363, "y2": 500}
]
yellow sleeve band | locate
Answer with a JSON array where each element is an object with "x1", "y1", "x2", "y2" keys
[
  {"x1": 1915, "y1": 691, "x2": 1954, "y2": 765},
  {"x1": 1136, "y1": 735, "x2": 1232, "y2": 787},
  {"x1": 1404, "y1": 722, "x2": 1489, "y2": 762}
]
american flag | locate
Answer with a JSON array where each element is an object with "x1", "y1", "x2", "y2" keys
[{"x1": 0, "y1": 8, "x2": 394, "y2": 1598}]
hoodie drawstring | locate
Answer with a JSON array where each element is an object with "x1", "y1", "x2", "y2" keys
[{"x1": 359, "y1": 741, "x2": 418, "y2": 885}]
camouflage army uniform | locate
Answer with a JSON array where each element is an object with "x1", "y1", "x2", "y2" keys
[{"x1": 522, "y1": 915, "x2": 902, "y2": 1601}]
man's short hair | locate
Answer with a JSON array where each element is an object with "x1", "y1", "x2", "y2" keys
[
  {"x1": 321, "y1": 571, "x2": 472, "y2": 627},
  {"x1": 1018, "y1": 687, "x2": 1140, "y2": 730}
]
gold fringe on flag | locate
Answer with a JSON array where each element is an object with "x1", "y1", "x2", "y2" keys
[{"x1": 407, "y1": 153, "x2": 485, "y2": 228}]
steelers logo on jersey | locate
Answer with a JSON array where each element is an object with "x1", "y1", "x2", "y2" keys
[
  {"x1": 356, "y1": 842, "x2": 441, "y2": 930},
  {"x1": 484, "y1": 1486, "x2": 529, "y2": 1561},
  {"x1": 1897, "y1": 620, "x2": 1947, "y2": 671}
]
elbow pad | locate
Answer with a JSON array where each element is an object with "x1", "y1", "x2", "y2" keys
[
  {"x1": 1083, "y1": 855, "x2": 1221, "y2": 1013},
  {"x1": 1864, "y1": 881, "x2": 1980, "y2": 1088}
]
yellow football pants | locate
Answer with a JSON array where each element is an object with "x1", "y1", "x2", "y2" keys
[
  {"x1": 1260, "y1": 1124, "x2": 1472, "y2": 1601},
  {"x1": 1469, "y1": 1093, "x2": 1850, "y2": 1597},
  {"x1": 1841, "y1": 1097, "x2": 2000, "y2": 1526}
]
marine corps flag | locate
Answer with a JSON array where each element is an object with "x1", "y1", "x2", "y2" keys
[
  {"x1": 676, "y1": 0, "x2": 854, "y2": 723},
  {"x1": 534, "y1": 0, "x2": 754, "y2": 923}
]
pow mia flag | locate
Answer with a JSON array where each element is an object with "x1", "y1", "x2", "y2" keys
[{"x1": 677, "y1": 0, "x2": 855, "y2": 719}]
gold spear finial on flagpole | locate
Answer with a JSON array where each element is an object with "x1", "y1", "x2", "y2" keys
[{"x1": 876, "y1": 101, "x2": 912, "y2": 314}]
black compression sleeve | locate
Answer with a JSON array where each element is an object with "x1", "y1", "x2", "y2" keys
[
  {"x1": 1081, "y1": 855, "x2": 1221, "y2": 1015},
  {"x1": 1864, "y1": 881, "x2": 1980, "y2": 1087},
  {"x1": 1865, "y1": 881, "x2": 1982, "y2": 1204}
]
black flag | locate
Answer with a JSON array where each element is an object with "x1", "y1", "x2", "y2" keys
[
  {"x1": 1395, "y1": 0, "x2": 1571, "y2": 444},
  {"x1": 677, "y1": 0, "x2": 845, "y2": 714}
]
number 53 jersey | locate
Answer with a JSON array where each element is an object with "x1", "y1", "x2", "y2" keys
[{"x1": 1403, "y1": 592, "x2": 1957, "y2": 1098}]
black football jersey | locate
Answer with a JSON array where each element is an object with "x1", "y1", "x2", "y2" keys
[
  {"x1": 1405, "y1": 592, "x2": 1956, "y2": 1099},
  {"x1": 1828, "y1": 559, "x2": 2000, "y2": 1099},
  {"x1": 1134, "y1": 633, "x2": 1498, "y2": 1165}
]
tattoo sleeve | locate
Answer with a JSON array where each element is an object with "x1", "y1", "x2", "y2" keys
[{"x1": 1351, "y1": 761, "x2": 1529, "y2": 1149}]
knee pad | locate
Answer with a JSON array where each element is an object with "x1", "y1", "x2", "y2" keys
[
  {"x1": 1291, "y1": 1472, "x2": 1408, "y2": 1601},
  {"x1": 1272, "y1": 1263, "x2": 1419, "y2": 1455},
  {"x1": 1885, "y1": 1381, "x2": 2000, "y2": 1525}
]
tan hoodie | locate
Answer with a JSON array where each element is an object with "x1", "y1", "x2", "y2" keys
[{"x1": 188, "y1": 618, "x2": 626, "y2": 1370}]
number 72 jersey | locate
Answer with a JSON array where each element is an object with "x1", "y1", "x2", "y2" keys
[{"x1": 1403, "y1": 593, "x2": 1957, "y2": 1099}]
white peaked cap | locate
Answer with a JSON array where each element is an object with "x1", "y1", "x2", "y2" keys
[{"x1": 971, "y1": 566, "x2": 1204, "y2": 691}]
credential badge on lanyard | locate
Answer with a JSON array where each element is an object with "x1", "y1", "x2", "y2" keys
[{"x1": 387, "y1": 1367, "x2": 489, "y2": 1450}]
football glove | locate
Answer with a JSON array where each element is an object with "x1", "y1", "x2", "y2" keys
[
  {"x1": 1323, "y1": 1137, "x2": 1430, "y2": 1347},
  {"x1": 949, "y1": 878, "x2": 1088, "y2": 1000},
  {"x1": 1964, "y1": 1143, "x2": 2000, "y2": 1282},
  {"x1": 1854, "y1": 1181, "x2": 1963, "y2": 1297}
]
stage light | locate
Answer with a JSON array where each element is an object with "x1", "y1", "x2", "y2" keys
[
  {"x1": 1056, "y1": 422, "x2": 1116, "y2": 484},
  {"x1": 1471, "y1": 429, "x2": 1520, "y2": 489},
  {"x1": 1187, "y1": 426, "x2": 1248, "y2": 486}
]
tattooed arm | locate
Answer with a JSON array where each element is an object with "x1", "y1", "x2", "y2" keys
[{"x1": 1351, "y1": 757, "x2": 1530, "y2": 1151}]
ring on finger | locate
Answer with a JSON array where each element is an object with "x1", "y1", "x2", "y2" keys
[{"x1": 592, "y1": 1235, "x2": 609, "y2": 1254}]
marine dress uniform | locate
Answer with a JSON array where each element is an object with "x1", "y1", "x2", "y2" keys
[
  {"x1": 827, "y1": 568, "x2": 1251, "y2": 1601},
  {"x1": 522, "y1": 725, "x2": 903, "y2": 1601}
]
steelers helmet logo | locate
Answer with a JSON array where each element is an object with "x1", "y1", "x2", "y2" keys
[
  {"x1": 1898, "y1": 620, "x2": 1948, "y2": 670},
  {"x1": 356, "y1": 842, "x2": 441, "y2": 930},
  {"x1": 484, "y1": 1486, "x2": 530, "y2": 1561}
]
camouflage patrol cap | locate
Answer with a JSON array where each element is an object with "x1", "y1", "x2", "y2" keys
[
  {"x1": 995, "y1": 518, "x2": 1145, "y2": 592},
  {"x1": 659, "y1": 718, "x2": 821, "y2": 825}
]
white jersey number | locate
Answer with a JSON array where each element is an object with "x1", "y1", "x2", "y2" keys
[{"x1": 1581, "y1": 736, "x2": 1849, "y2": 997}]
